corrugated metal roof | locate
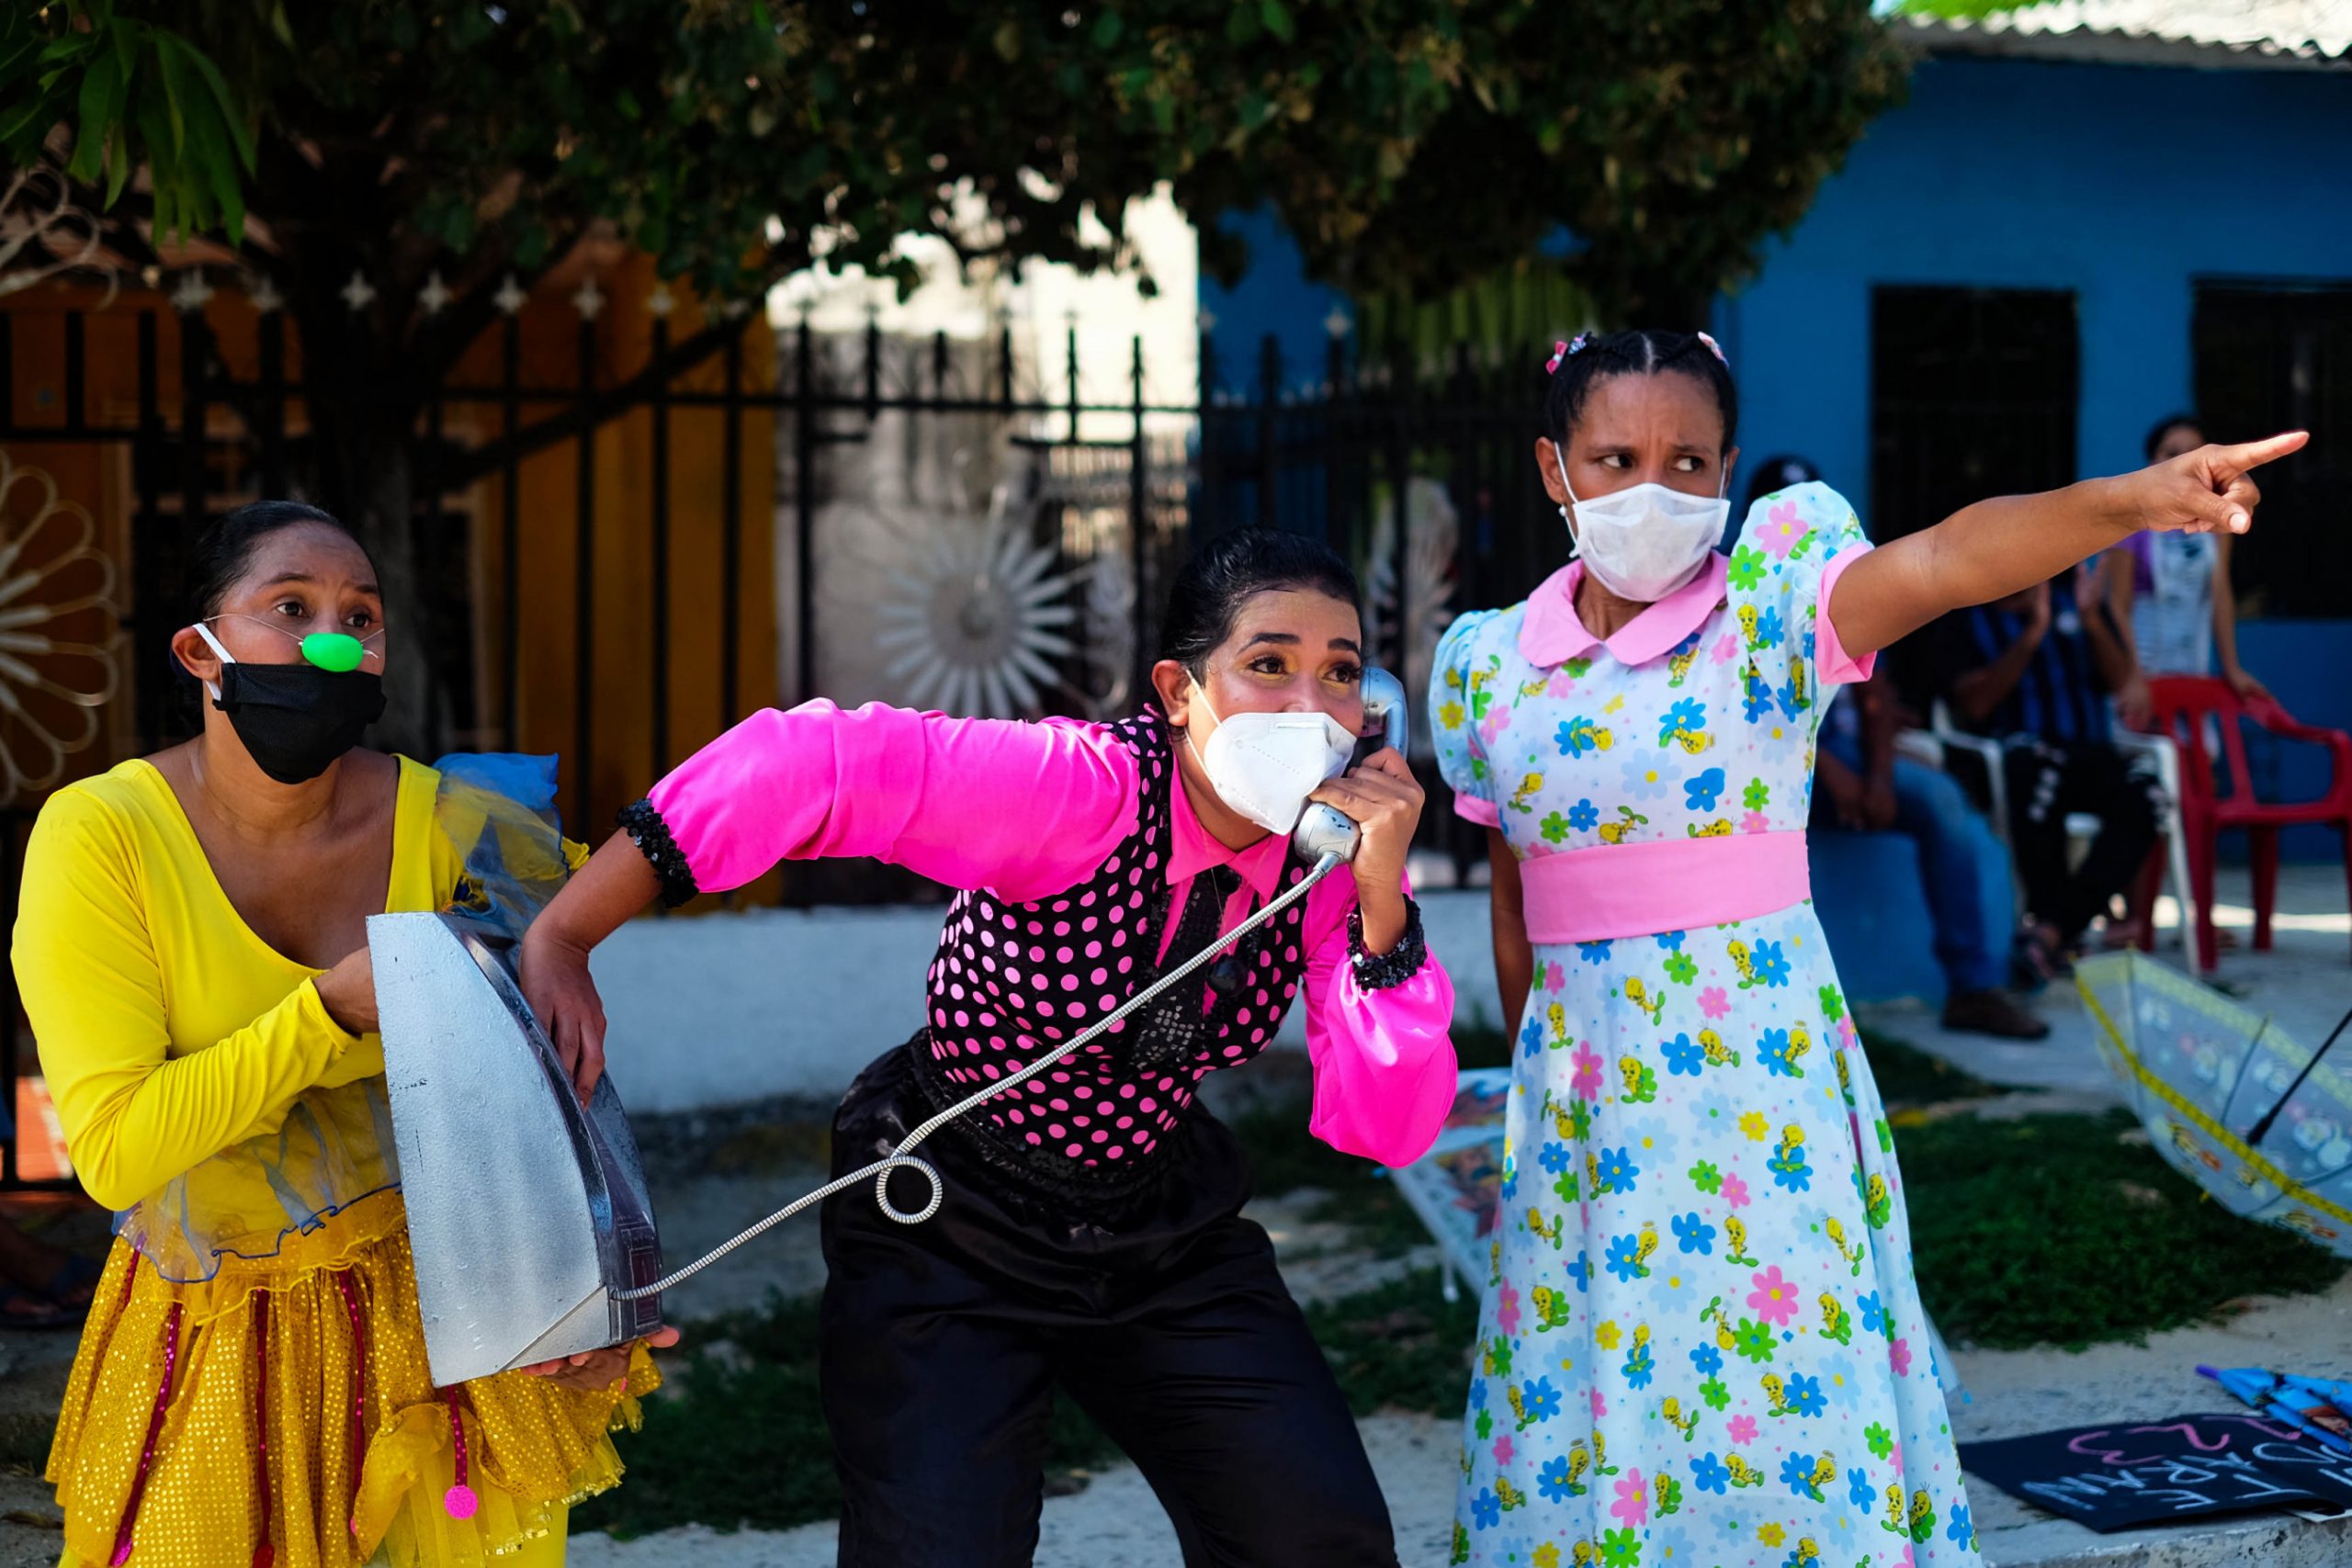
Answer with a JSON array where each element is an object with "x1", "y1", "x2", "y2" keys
[{"x1": 1899, "y1": 0, "x2": 2352, "y2": 71}]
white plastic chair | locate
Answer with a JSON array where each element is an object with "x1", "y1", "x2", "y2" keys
[{"x1": 1897, "y1": 704, "x2": 2200, "y2": 971}]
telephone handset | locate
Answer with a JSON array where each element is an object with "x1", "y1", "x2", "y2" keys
[{"x1": 1292, "y1": 667, "x2": 1410, "y2": 864}]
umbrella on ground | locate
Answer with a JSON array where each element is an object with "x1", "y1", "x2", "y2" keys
[
  {"x1": 2200, "y1": 1364, "x2": 2352, "y2": 1456},
  {"x1": 2076, "y1": 950, "x2": 2352, "y2": 1257}
]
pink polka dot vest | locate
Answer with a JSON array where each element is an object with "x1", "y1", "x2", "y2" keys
[{"x1": 910, "y1": 711, "x2": 1314, "y2": 1182}]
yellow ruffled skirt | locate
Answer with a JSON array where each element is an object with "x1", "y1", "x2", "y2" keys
[{"x1": 46, "y1": 1189, "x2": 657, "y2": 1568}]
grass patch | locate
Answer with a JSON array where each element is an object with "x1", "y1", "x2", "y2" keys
[
  {"x1": 1229, "y1": 1102, "x2": 1433, "y2": 1258},
  {"x1": 575, "y1": 1269, "x2": 1481, "y2": 1538},
  {"x1": 1859, "y1": 1028, "x2": 1999, "y2": 1109},
  {"x1": 572, "y1": 1293, "x2": 1120, "y2": 1539},
  {"x1": 1898, "y1": 1108, "x2": 2347, "y2": 1350},
  {"x1": 1306, "y1": 1269, "x2": 1482, "y2": 1417}
]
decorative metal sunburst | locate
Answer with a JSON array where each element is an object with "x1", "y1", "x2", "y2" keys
[
  {"x1": 873, "y1": 502, "x2": 1081, "y2": 718},
  {"x1": 0, "y1": 453, "x2": 119, "y2": 804}
]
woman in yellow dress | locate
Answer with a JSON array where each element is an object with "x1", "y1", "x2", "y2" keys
[{"x1": 12, "y1": 501, "x2": 673, "y2": 1568}]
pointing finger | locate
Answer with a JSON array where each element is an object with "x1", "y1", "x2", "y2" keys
[{"x1": 2211, "y1": 430, "x2": 2309, "y2": 477}]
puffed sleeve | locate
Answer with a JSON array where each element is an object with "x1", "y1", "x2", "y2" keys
[
  {"x1": 1430, "y1": 610, "x2": 1507, "y2": 828},
  {"x1": 1297, "y1": 874, "x2": 1458, "y2": 1167},
  {"x1": 1724, "y1": 481, "x2": 1877, "y2": 736}
]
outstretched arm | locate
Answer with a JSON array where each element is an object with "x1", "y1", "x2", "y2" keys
[{"x1": 1826, "y1": 433, "x2": 2308, "y2": 660}]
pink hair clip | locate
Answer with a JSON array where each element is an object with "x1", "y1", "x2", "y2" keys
[
  {"x1": 1696, "y1": 331, "x2": 1728, "y2": 367},
  {"x1": 1544, "y1": 333, "x2": 1596, "y2": 374}
]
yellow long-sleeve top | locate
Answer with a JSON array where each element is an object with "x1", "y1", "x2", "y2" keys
[
  {"x1": 16, "y1": 757, "x2": 427, "y2": 1212},
  {"x1": 12, "y1": 756, "x2": 653, "y2": 1568}
]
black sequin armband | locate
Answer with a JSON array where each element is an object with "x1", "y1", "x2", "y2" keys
[
  {"x1": 1347, "y1": 897, "x2": 1428, "y2": 990},
  {"x1": 616, "y1": 797, "x2": 699, "y2": 908}
]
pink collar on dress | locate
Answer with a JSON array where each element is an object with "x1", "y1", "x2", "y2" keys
[{"x1": 1518, "y1": 552, "x2": 1730, "y2": 670}]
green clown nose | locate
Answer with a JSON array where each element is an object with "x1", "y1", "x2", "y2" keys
[{"x1": 300, "y1": 632, "x2": 368, "y2": 672}]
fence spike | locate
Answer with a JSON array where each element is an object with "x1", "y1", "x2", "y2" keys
[{"x1": 168, "y1": 272, "x2": 214, "y2": 315}]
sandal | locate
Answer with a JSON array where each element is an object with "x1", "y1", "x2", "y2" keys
[{"x1": 2017, "y1": 926, "x2": 2075, "y2": 986}]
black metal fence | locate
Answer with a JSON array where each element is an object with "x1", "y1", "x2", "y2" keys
[{"x1": 0, "y1": 291, "x2": 1549, "y2": 1187}]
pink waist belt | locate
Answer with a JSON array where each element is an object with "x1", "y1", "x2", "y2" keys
[{"x1": 1518, "y1": 830, "x2": 1812, "y2": 944}]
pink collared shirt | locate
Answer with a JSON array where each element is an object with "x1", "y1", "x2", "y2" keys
[{"x1": 644, "y1": 703, "x2": 1458, "y2": 1167}]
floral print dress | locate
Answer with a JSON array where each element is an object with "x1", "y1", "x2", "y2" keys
[{"x1": 1430, "y1": 484, "x2": 1982, "y2": 1568}]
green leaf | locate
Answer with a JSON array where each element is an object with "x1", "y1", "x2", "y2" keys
[
  {"x1": 102, "y1": 119, "x2": 130, "y2": 206},
  {"x1": 184, "y1": 99, "x2": 244, "y2": 241},
  {"x1": 1261, "y1": 0, "x2": 1295, "y2": 43},
  {"x1": 1227, "y1": 7, "x2": 1261, "y2": 46},
  {"x1": 151, "y1": 32, "x2": 190, "y2": 152},
  {"x1": 1091, "y1": 12, "x2": 1123, "y2": 49},
  {"x1": 177, "y1": 36, "x2": 256, "y2": 170},
  {"x1": 69, "y1": 48, "x2": 121, "y2": 185}
]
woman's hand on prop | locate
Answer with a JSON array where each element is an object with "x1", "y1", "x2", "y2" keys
[
  {"x1": 315, "y1": 945, "x2": 379, "y2": 1035},
  {"x1": 520, "y1": 1325, "x2": 682, "y2": 1392},
  {"x1": 518, "y1": 928, "x2": 608, "y2": 1105},
  {"x1": 1306, "y1": 747, "x2": 1422, "y2": 952},
  {"x1": 2128, "y1": 431, "x2": 2308, "y2": 536}
]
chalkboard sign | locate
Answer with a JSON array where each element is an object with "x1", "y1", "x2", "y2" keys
[{"x1": 1960, "y1": 1412, "x2": 2352, "y2": 1532}]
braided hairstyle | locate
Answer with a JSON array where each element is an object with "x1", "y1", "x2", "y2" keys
[{"x1": 1540, "y1": 329, "x2": 1738, "y2": 456}]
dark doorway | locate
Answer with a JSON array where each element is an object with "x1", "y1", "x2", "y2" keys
[
  {"x1": 1870, "y1": 286, "x2": 2080, "y2": 545},
  {"x1": 2193, "y1": 283, "x2": 2352, "y2": 620}
]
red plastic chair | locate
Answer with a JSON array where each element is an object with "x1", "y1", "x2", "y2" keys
[{"x1": 2145, "y1": 675, "x2": 2352, "y2": 972}]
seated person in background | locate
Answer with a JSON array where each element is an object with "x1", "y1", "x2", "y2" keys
[
  {"x1": 1923, "y1": 567, "x2": 2165, "y2": 977},
  {"x1": 1749, "y1": 459, "x2": 2046, "y2": 1040}
]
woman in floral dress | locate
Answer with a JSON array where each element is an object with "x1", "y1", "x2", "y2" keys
[{"x1": 1430, "y1": 328, "x2": 2303, "y2": 1568}]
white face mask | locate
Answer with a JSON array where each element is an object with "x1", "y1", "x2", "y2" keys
[
  {"x1": 1187, "y1": 684, "x2": 1357, "y2": 836},
  {"x1": 1555, "y1": 444, "x2": 1729, "y2": 604}
]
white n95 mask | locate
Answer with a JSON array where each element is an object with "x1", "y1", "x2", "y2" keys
[
  {"x1": 1555, "y1": 443, "x2": 1728, "y2": 603},
  {"x1": 1188, "y1": 686, "x2": 1356, "y2": 835}
]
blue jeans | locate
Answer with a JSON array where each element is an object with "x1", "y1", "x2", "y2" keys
[{"x1": 1814, "y1": 757, "x2": 2015, "y2": 995}]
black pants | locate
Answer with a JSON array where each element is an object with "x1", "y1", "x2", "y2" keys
[
  {"x1": 2003, "y1": 738, "x2": 2165, "y2": 944},
  {"x1": 819, "y1": 1042, "x2": 1398, "y2": 1568}
]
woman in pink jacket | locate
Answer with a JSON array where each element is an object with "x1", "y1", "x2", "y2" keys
[{"x1": 521, "y1": 527, "x2": 1460, "y2": 1567}]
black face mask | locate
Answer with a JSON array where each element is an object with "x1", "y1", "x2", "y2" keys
[{"x1": 210, "y1": 661, "x2": 387, "y2": 784}]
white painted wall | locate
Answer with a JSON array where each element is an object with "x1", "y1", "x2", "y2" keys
[{"x1": 591, "y1": 888, "x2": 1504, "y2": 1114}]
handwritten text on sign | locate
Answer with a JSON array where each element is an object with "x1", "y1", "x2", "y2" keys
[{"x1": 1959, "y1": 1412, "x2": 2352, "y2": 1532}]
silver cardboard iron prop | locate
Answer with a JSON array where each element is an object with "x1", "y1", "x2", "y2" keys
[{"x1": 371, "y1": 910, "x2": 664, "y2": 1386}]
